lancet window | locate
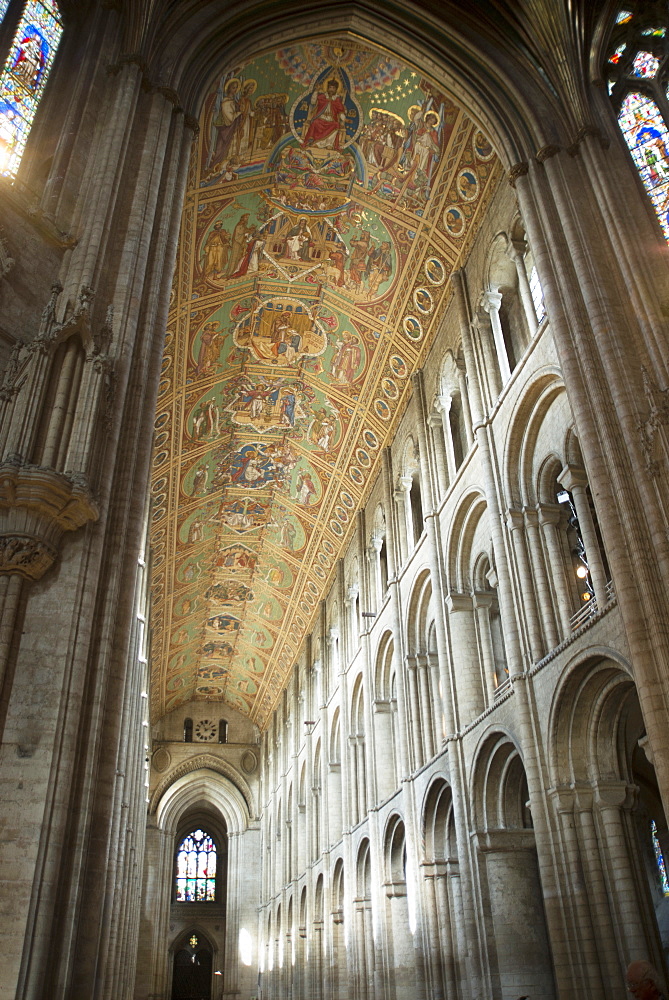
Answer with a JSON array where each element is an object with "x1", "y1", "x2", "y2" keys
[
  {"x1": 607, "y1": 5, "x2": 669, "y2": 240},
  {"x1": 0, "y1": 0, "x2": 63, "y2": 176},
  {"x1": 175, "y1": 829, "x2": 217, "y2": 902}
]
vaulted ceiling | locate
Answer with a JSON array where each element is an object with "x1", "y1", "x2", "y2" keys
[{"x1": 149, "y1": 33, "x2": 500, "y2": 728}]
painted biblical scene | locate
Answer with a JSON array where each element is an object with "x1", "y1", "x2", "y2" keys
[
  {"x1": 151, "y1": 34, "x2": 499, "y2": 724},
  {"x1": 199, "y1": 39, "x2": 456, "y2": 219},
  {"x1": 232, "y1": 296, "x2": 332, "y2": 367},
  {"x1": 197, "y1": 197, "x2": 397, "y2": 305}
]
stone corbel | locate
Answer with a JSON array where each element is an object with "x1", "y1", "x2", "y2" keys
[
  {"x1": 0, "y1": 227, "x2": 15, "y2": 278},
  {"x1": 0, "y1": 456, "x2": 99, "y2": 580}
]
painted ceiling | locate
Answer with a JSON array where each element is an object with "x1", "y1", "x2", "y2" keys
[{"x1": 150, "y1": 35, "x2": 500, "y2": 728}]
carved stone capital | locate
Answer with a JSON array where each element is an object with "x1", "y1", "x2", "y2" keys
[
  {"x1": 0, "y1": 535, "x2": 57, "y2": 580},
  {"x1": 508, "y1": 161, "x2": 529, "y2": 187},
  {"x1": 0, "y1": 459, "x2": 99, "y2": 579}
]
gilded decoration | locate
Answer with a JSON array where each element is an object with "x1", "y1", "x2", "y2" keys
[{"x1": 151, "y1": 36, "x2": 500, "y2": 727}]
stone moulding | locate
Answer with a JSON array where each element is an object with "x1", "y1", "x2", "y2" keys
[{"x1": 0, "y1": 459, "x2": 99, "y2": 579}]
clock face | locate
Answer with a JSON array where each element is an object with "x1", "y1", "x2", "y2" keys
[{"x1": 195, "y1": 719, "x2": 217, "y2": 741}]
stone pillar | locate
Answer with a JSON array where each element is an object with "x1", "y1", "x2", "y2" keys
[
  {"x1": 473, "y1": 592, "x2": 498, "y2": 702},
  {"x1": 523, "y1": 507, "x2": 559, "y2": 650},
  {"x1": 506, "y1": 238, "x2": 539, "y2": 336},
  {"x1": 406, "y1": 654, "x2": 424, "y2": 769},
  {"x1": 506, "y1": 508, "x2": 545, "y2": 661},
  {"x1": 477, "y1": 830, "x2": 556, "y2": 1000},
  {"x1": 558, "y1": 465, "x2": 609, "y2": 606},
  {"x1": 456, "y1": 358, "x2": 474, "y2": 448},
  {"x1": 421, "y1": 862, "x2": 448, "y2": 1000},
  {"x1": 471, "y1": 308, "x2": 502, "y2": 407},
  {"x1": 368, "y1": 535, "x2": 383, "y2": 609},
  {"x1": 428, "y1": 408, "x2": 450, "y2": 496},
  {"x1": 386, "y1": 879, "x2": 416, "y2": 998},
  {"x1": 417, "y1": 653, "x2": 436, "y2": 760},
  {"x1": 594, "y1": 782, "x2": 650, "y2": 965},
  {"x1": 537, "y1": 504, "x2": 575, "y2": 636},
  {"x1": 398, "y1": 473, "x2": 414, "y2": 551},
  {"x1": 446, "y1": 594, "x2": 485, "y2": 727},
  {"x1": 436, "y1": 392, "x2": 458, "y2": 483},
  {"x1": 345, "y1": 583, "x2": 359, "y2": 661},
  {"x1": 481, "y1": 290, "x2": 512, "y2": 384}
]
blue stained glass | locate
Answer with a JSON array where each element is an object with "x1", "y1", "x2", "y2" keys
[
  {"x1": 616, "y1": 10, "x2": 633, "y2": 24},
  {"x1": 0, "y1": 1, "x2": 9, "y2": 23},
  {"x1": 651, "y1": 820, "x2": 669, "y2": 896},
  {"x1": 0, "y1": 0, "x2": 63, "y2": 177},
  {"x1": 175, "y1": 828, "x2": 217, "y2": 902},
  {"x1": 618, "y1": 92, "x2": 669, "y2": 241}
]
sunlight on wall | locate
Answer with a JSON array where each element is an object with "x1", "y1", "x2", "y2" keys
[{"x1": 239, "y1": 927, "x2": 253, "y2": 966}]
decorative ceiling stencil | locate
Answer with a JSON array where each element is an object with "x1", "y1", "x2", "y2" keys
[{"x1": 150, "y1": 35, "x2": 500, "y2": 728}]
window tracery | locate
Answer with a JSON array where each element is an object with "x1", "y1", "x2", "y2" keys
[
  {"x1": 0, "y1": 0, "x2": 62, "y2": 176},
  {"x1": 175, "y1": 828, "x2": 217, "y2": 902},
  {"x1": 607, "y1": 4, "x2": 669, "y2": 240}
]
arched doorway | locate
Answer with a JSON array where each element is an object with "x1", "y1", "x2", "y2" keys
[{"x1": 172, "y1": 932, "x2": 213, "y2": 1000}]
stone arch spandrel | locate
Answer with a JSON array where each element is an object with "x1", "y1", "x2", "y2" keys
[{"x1": 153, "y1": 758, "x2": 255, "y2": 830}]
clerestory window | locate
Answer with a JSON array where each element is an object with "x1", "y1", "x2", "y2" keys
[
  {"x1": 607, "y1": 4, "x2": 669, "y2": 240},
  {"x1": 0, "y1": 0, "x2": 63, "y2": 177}
]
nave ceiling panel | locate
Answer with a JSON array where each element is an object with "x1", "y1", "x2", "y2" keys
[{"x1": 150, "y1": 34, "x2": 500, "y2": 728}]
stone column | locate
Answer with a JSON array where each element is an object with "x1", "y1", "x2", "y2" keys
[
  {"x1": 428, "y1": 408, "x2": 450, "y2": 496},
  {"x1": 456, "y1": 358, "x2": 474, "y2": 448},
  {"x1": 406, "y1": 654, "x2": 424, "y2": 770},
  {"x1": 385, "y1": 880, "x2": 415, "y2": 998},
  {"x1": 368, "y1": 536, "x2": 383, "y2": 610},
  {"x1": 558, "y1": 465, "x2": 609, "y2": 606},
  {"x1": 523, "y1": 508, "x2": 559, "y2": 650},
  {"x1": 506, "y1": 508, "x2": 545, "y2": 661},
  {"x1": 417, "y1": 653, "x2": 436, "y2": 760},
  {"x1": 398, "y1": 473, "x2": 414, "y2": 551},
  {"x1": 477, "y1": 829, "x2": 556, "y2": 1000},
  {"x1": 345, "y1": 583, "x2": 359, "y2": 661},
  {"x1": 473, "y1": 593, "x2": 497, "y2": 703},
  {"x1": 436, "y1": 393, "x2": 458, "y2": 483},
  {"x1": 421, "y1": 865, "x2": 446, "y2": 1000},
  {"x1": 471, "y1": 308, "x2": 502, "y2": 407},
  {"x1": 594, "y1": 782, "x2": 649, "y2": 965},
  {"x1": 446, "y1": 594, "x2": 485, "y2": 728},
  {"x1": 506, "y1": 238, "x2": 539, "y2": 336},
  {"x1": 537, "y1": 504, "x2": 575, "y2": 636},
  {"x1": 481, "y1": 290, "x2": 512, "y2": 385}
]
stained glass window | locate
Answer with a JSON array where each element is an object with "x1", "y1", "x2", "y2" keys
[
  {"x1": 0, "y1": 0, "x2": 63, "y2": 178},
  {"x1": 632, "y1": 50, "x2": 661, "y2": 77},
  {"x1": 651, "y1": 820, "x2": 669, "y2": 896},
  {"x1": 175, "y1": 829, "x2": 217, "y2": 902},
  {"x1": 0, "y1": 1, "x2": 10, "y2": 24},
  {"x1": 607, "y1": 6, "x2": 669, "y2": 241},
  {"x1": 618, "y1": 93, "x2": 669, "y2": 240}
]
